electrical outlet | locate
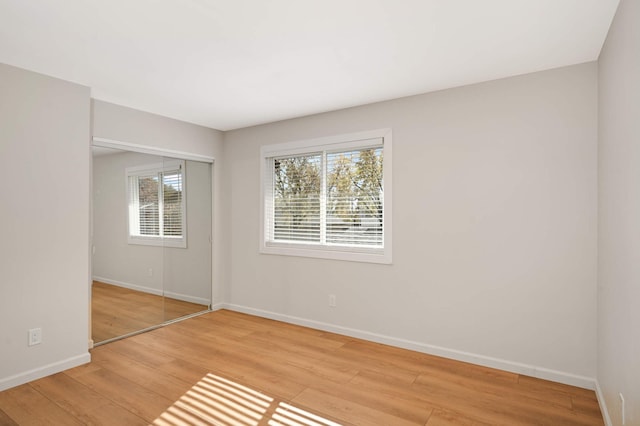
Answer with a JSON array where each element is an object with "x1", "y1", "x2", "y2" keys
[
  {"x1": 148, "y1": 268, "x2": 153, "y2": 276},
  {"x1": 28, "y1": 328, "x2": 42, "y2": 346},
  {"x1": 329, "y1": 294, "x2": 336, "y2": 307},
  {"x1": 620, "y1": 393, "x2": 625, "y2": 425}
]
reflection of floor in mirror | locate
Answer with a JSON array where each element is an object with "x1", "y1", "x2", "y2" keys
[{"x1": 92, "y1": 281, "x2": 208, "y2": 344}]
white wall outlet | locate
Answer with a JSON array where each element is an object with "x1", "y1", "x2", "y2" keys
[
  {"x1": 619, "y1": 393, "x2": 625, "y2": 425},
  {"x1": 148, "y1": 268, "x2": 153, "y2": 276},
  {"x1": 28, "y1": 328, "x2": 42, "y2": 346},
  {"x1": 329, "y1": 294, "x2": 336, "y2": 307}
]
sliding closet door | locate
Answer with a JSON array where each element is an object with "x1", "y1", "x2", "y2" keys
[
  {"x1": 92, "y1": 147, "x2": 166, "y2": 343},
  {"x1": 92, "y1": 149, "x2": 212, "y2": 344},
  {"x1": 161, "y1": 157, "x2": 212, "y2": 322}
]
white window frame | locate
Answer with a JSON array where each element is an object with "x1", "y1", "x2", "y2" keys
[
  {"x1": 126, "y1": 159, "x2": 187, "y2": 248},
  {"x1": 260, "y1": 129, "x2": 392, "y2": 264}
]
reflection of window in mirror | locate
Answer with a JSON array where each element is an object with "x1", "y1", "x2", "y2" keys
[{"x1": 126, "y1": 160, "x2": 187, "y2": 248}]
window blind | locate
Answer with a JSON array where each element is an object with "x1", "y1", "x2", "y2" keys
[
  {"x1": 139, "y1": 175, "x2": 160, "y2": 236},
  {"x1": 265, "y1": 144, "x2": 383, "y2": 249},
  {"x1": 162, "y1": 170, "x2": 183, "y2": 237},
  {"x1": 271, "y1": 153, "x2": 322, "y2": 243},
  {"x1": 127, "y1": 161, "x2": 185, "y2": 245},
  {"x1": 326, "y1": 147, "x2": 383, "y2": 247}
]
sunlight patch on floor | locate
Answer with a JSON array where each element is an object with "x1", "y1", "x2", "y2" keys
[{"x1": 153, "y1": 373, "x2": 341, "y2": 426}]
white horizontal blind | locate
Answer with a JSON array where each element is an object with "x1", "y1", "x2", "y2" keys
[
  {"x1": 162, "y1": 170, "x2": 183, "y2": 237},
  {"x1": 326, "y1": 147, "x2": 383, "y2": 247},
  {"x1": 266, "y1": 143, "x2": 383, "y2": 249},
  {"x1": 271, "y1": 154, "x2": 322, "y2": 243},
  {"x1": 129, "y1": 174, "x2": 160, "y2": 236},
  {"x1": 127, "y1": 162, "x2": 184, "y2": 242}
]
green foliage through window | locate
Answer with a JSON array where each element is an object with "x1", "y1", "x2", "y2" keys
[{"x1": 271, "y1": 147, "x2": 383, "y2": 247}]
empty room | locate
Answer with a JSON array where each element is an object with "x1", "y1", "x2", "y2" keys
[{"x1": 0, "y1": 0, "x2": 638, "y2": 425}]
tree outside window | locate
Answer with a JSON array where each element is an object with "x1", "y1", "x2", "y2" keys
[{"x1": 271, "y1": 147, "x2": 383, "y2": 248}]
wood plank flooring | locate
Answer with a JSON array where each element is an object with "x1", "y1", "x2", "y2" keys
[
  {"x1": 0, "y1": 310, "x2": 604, "y2": 425},
  {"x1": 92, "y1": 281, "x2": 208, "y2": 343}
]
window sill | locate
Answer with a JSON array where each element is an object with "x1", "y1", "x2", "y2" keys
[
  {"x1": 260, "y1": 243, "x2": 391, "y2": 264},
  {"x1": 128, "y1": 236, "x2": 187, "y2": 249}
]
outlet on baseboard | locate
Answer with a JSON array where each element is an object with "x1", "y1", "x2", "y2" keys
[{"x1": 28, "y1": 328, "x2": 42, "y2": 346}]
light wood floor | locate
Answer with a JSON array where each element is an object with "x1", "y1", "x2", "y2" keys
[
  {"x1": 0, "y1": 310, "x2": 603, "y2": 425},
  {"x1": 92, "y1": 281, "x2": 208, "y2": 343}
]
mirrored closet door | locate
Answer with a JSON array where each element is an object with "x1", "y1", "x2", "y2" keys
[{"x1": 91, "y1": 146, "x2": 212, "y2": 344}]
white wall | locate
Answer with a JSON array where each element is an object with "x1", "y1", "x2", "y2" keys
[
  {"x1": 93, "y1": 151, "x2": 212, "y2": 303},
  {"x1": 92, "y1": 100, "x2": 226, "y2": 306},
  {"x1": 0, "y1": 64, "x2": 91, "y2": 390},
  {"x1": 598, "y1": 0, "x2": 640, "y2": 424},
  {"x1": 223, "y1": 63, "x2": 598, "y2": 387}
]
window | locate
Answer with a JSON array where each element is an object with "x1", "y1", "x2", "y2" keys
[
  {"x1": 126, "y1": 160, "x2": 186, "y2": 248},
  {"x1": 261, "y1": 129, "x2": 392, "y2": 264}
]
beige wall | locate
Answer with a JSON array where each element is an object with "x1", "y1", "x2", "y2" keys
[
  {"x1": 0, "y1": 64, "x2": 91, "y2": 390},
  {"x1": 598, "y1": 0, "x2": 640, "y2": 423},
  {"x1": 223, "y1": 62, "x2": 598, "y2": 386},
  {"x1": 92, "y1": 100, "x2": 222, "y2": 157}
]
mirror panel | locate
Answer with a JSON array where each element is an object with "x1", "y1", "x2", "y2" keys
[
  {"x1": 91, "y1": 147, "x2": 212, "y2": 344},
  {"x1": 162, "y1": 155, "x2": 212, "y2": 322}
]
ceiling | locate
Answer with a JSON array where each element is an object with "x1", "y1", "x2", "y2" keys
[{"x1": 0, "y1": 1, "x2": 619, "y2": 131}]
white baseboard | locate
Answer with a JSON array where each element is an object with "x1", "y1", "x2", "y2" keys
[
  {"x1": 93, "y1": 276, "x2": 162, "y2": 296},
  {"x1": 0, "y1": 353, "x2": 91, "y2": 392},
  {"x1": 93, "y1": 276, "x2": 208, "y2": 305},
  {"x1": 211, "y1": 302, "x2": 227, "y2": 311},
  {"x1": 221, "y1": 303, "x2": 596, "y2": 390},
  {"x1": 164, "y1": 291, "x2": 209, "y2": 306},
  {"x1": 595, "y1": 380, "x2": 613, "y2": 426}
]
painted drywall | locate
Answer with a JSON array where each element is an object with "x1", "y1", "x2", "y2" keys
[
  {"x1": 598, "y1": 0, "x2": 640, "y2": 424},
  {"x1": 0, "y1": 64, "x2": 91, "y2": 390},
  {"x1": 92, "y1": 100, "x2": 227, "y2": 306},
  {"x1": 92, "y1": 151, "x2": 212, "y2": 303},
  {"x1": 92, "y1": 100, "x2": 222, "y2": 156},
  {"x1": 223, "y1": 63, "x2": 598, "y2": 385}
]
